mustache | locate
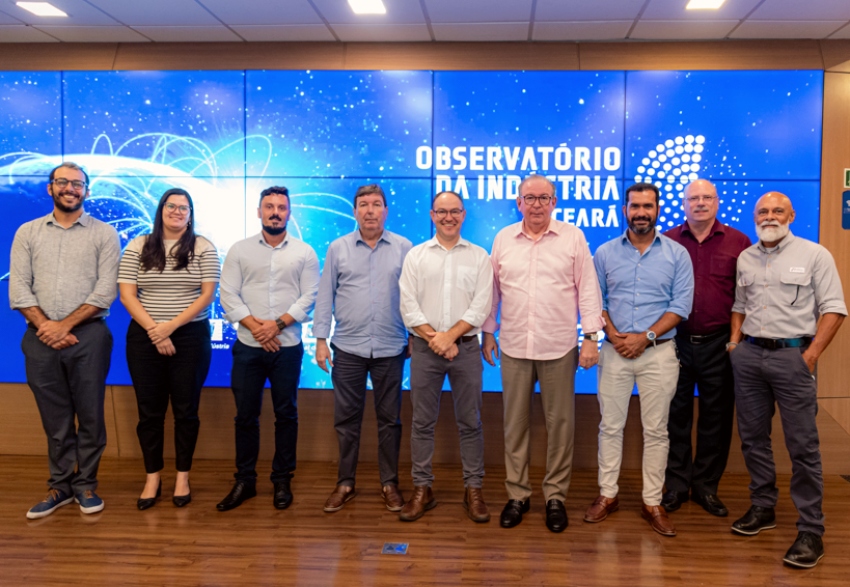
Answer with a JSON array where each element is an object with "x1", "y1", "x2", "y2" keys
[
  {"x1": 269, "y1": 215, "x2": 282, "y2": 221},
  {"x1": 759, "y1": 221, "x2": 781, "y2": 228},
  {"x1": 631, "y1": 216, "x2": 652, "y2": 222}
]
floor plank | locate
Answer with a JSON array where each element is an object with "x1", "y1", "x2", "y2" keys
[{"x1": 2, "y1": 456, "x2": 848, "y2": 586}]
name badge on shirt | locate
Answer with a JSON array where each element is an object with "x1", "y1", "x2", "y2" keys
[{"x1": 789, "y1": 267, "x2": 806, "y2": 274}]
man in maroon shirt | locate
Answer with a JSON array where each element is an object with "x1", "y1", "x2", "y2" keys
[{"x1": 661, "y1": 179, "x2": 751, "y2": 517}]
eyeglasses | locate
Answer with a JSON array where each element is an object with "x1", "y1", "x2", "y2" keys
[
  {"x1": 52, "y1": 178, "x2": 87, "y2": 191},
  {"x1": 685, "y1": 195, "x2": 717, "y2": 203},
  {"x1": 432, "y1": 208, "x2": 464, "y2": 219},
  {"x1": 521, "y1": 195, "x2": 553, "y2": 205},
  {"x1": 164, "y1": 203, "x2": 191, "y2": 213}
]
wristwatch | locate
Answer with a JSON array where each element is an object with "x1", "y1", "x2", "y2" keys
[
  {"x1": 583, "y1": 332, "x2": 599, "y2": 342},
  {"x1": 646, "y1": 330, "x2": 657, "y2": 347},
  {"x1": 275, "y1": 318, "x2": 286, "y2": 331}
]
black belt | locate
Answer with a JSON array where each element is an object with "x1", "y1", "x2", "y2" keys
[
  {"x1": 654, "y1": 338, "x2": 673, "y2": 346},
  {"x1": 744, "y1": 336, "x2": 811, "y2": 350},
  {"x1": 456, "y1": 335, "x2": 478, "y2": 344},
  {"x1": 682, "y1": 328, "x2": 730, "y2": 345}
]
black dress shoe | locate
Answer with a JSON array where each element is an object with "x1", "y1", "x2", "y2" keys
[
  {"x1": 692, "y1": 492, "x2": 728, "y2": 517},
  {"x1": 173, "y1": 482, "x2": 192, "y2": 508},
  {"x1": 274, "y1": 480, "x2": 293, "y2": 510},
  {"x1": 137, "y1": 481, "x2": 162, "y2": 511},
  {"x1": 731, "y1": 505, "x2": 776, "y2": 536},
  {"x1": 783, "y1": 531, "x2": 824, "y2": 568},
  {"x1": 545, "y1": 499, "x2": 568, "y2": 533},
  {"x1": 500, "y1": 499, "x2": 530, "y2": 529},
  {"x1": 660, "y1": 491, "x2": 689, "y2": 513},
  {"x1": 216, "y1": 481, "x2": 257, "y2": 512}
]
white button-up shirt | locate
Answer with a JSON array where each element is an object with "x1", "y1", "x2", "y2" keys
[{"x1": 399, "y1": 236, "x2": 493, "y2": 336}]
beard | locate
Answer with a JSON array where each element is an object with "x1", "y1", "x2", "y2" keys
[
  {"x1": 263, "y1": 216, "x2": 286, "y2": 236},
  {"x1": 628, "y1": 215, "x2": 656, "y2": 235},
  {"x1": 52, "y1": 190, "x2": 84, "y2": 213},
  {"x1": 755, "y1": 221, "x2": 790, "y2": 244}
]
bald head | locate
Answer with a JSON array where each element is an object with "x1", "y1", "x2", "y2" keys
[
  {"x1": 754, "y1": 191, "x2": 795, "y2": 246},
  {"x1": 683, "y1": 179, "x2": 719, "y2": 227}
]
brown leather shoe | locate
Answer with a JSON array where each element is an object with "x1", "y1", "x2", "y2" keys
[
  {"x1": 398, "y1": 486, "x2": 436, "y2": 522},
  {"x1": 584, "y1": 495, "x2": 619, "y2": 523},
  {"x1": 463, "y1": 487, "x2": 490, "y2": 523},
  {"x1": 323, "y1": 485, "x2": 356, "y2": 513},
  {"x1": 381, "y1": 484, "x2": 405, "y2": 512},
  {"x1": 642, "y1": 504, "x2": 677, "y2": 537}
]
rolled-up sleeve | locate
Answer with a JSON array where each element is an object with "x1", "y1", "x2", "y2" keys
[
  {"x1": 287, "y1": 248, "x2": 320, "y2": 323},
  {"x1": 668, "y1": 246, "x2": 695, "y2": 320},
  {"x1": 219, "y1": 245, "x2": 250, "y2": 324},
  {"x1": 84, "y1": 226, "x2": 120, "y2": 309},
  {"x1": 9, "y1": 224, "x2": 37, "y2": 310},
  {"x1": 459, "y1": 251, "x2": 494, "y2": 328},
  {"x1": 813, "y1": 248, "x2": 848, "y2": 316},
  {"x1": 399, "y1": 251, "x2": 428, "y2": 330}
]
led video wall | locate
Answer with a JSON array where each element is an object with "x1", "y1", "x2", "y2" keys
[{"x1": 0, "y1": 69, "x2": 824, "y2": 392}]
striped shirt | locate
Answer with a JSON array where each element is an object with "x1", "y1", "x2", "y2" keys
[{"x1": 118, "y1": 235, "x2": 220, "y2": 322}]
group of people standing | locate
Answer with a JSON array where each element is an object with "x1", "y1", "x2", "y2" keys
[{"x1": 9, "y1": 163, "x2": 844, "y2": 571}]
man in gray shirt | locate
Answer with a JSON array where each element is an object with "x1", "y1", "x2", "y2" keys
[
  {"x1": 217, "y1": 186, "x2": 319, "y2": 512},
  {"x1": 728, "y1": 191, "x2": 846, "y2": 569},
  {"x1": 10, "y1": 162, "x2": 120, "y2": 519}
]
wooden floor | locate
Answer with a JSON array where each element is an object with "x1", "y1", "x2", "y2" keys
[{"x1": 2, "y1": 456, "x2": 849, "y2": 587}]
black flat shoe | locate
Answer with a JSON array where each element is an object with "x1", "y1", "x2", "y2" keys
[
  {"x1": 273, "y1": 480, "x2": 293, "y2": 510},
  {"x1": 500, "y1": 499, "x2": 530, "y2": 529},
  {"x1": 692, "y1": 492, "x2": 728, "y2": 517},
  {"x1": 783, "y1": 531, "x2": 824, "y2": 568},
  {"x1": 731, "y1": 505, "x2": 776, "y2": 536},
  {"x1": 137, "y1": 480, "x2": 162, "y2": 511},
  {"x1": 173, "y1": 483, "x2": 192, "y2": 508}
]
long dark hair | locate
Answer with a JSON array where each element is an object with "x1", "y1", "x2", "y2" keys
[{"x1": 139, "y1": 188, "x2": 197, "y2": 272}]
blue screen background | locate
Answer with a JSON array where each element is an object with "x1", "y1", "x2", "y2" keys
[{"x1": 0, "y1": 69, "x2": 824, "y2": 392}]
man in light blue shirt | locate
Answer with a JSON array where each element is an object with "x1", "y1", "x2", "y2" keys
[
  {"x1": 584, "y1": 182, "x2": 693, "y2": 538},
  {"x1": 314, "y1": 184, "x2": 412, "y2": 514},
  {"x1": 217, "y1": 186, "x2": 319, "y2": 512}
]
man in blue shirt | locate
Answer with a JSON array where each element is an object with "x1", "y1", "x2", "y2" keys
[
  {"x1": 314, "y1": 184, "x2": 412, "y2": 514},
  {"x1": 217, "y1": 186, "x2": 320, "y2": 512},
  {"x1": 584, "y1": 182, "x2": 694, "y2": 537}
]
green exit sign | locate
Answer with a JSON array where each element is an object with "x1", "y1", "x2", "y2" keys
[{"x1": 846, "y1": 168, "x2": 850, "y2": 189}]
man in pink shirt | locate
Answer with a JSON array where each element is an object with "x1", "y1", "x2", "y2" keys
[{"x1": 482, "y1": 174, "x2": 604, "y2": 533}]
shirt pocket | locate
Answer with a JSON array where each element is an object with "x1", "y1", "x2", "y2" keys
[
  {"x1": 778, "y1": 271, "x2": 812, "y2": 307},
  {"x1": 710, "y1": 254, "x2": 738, "y2": 279},
  {"x1": 457, "y1": 265, "x2": 478, "y2": 292}
]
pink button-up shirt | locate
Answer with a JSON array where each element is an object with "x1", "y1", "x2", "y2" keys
[{"x1": 482, "y1": 219, "x2": 604, "y2": 360}]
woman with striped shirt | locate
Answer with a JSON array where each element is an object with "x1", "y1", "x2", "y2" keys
[{"x1": 118, "y1": 188, "x2": 220, "y2": 510}]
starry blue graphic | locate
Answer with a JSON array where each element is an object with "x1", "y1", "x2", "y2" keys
[{"x1": 0, "y1": 69, "x2": 826, "y2": 393}]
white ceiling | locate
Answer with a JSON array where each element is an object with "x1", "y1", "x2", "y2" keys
[{"x1": 0, "y1": 0, "x2": 847, "y2": 43}]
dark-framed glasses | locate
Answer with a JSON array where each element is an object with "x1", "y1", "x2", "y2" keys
[
  {"x1": 164, "y1": 203, "x2": 191, "y2": 213},
  {"x1": 52, "y1": 178, "x2": 87, "y2": 191},
  {"x1": 433, "y1": 208, "x2": 464, "y2": 219},
  {"x1": 521, "y1": 195, "x2": 552, "y2": 205}
]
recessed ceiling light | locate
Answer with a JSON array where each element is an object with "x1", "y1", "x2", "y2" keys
[
  {"x1": 348, "y1": 0, "x2": 387, "y2": 15},
  {"x1": 686, "y1": 0, "x2": 726, "y2": 8},
  {"x1": 16, "y1": 2, "x2": 68, "y2": 17}
]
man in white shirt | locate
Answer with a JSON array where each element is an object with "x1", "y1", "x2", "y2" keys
[
  {"x1": 217, "y1": 186, "x2": 319, "y2": 512},
  {"x1": 398, "y1": 191, "x2": 494, "y2": 523}
]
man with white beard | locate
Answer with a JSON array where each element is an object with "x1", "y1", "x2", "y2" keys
[{"x1": 728, "y1": 191, "x2": 845, "y2": 569}]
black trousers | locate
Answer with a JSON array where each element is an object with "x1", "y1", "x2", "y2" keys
[
  {"x1": 665, "y1": 330, "x2": 735, "y2": 496},
  {"x1": 331, "y1": 344, "x2": 405, "y2": 487},
  {"x1": 126, "y1": 319, "x2": 212, "y2": 474},
  {"x1": 230, "y1": 340, "x2": 303, "y2": 484}
]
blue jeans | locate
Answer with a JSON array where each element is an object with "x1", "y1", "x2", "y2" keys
[{"x1": 230, "y1": 340, "x2": 303, "y2": 484}]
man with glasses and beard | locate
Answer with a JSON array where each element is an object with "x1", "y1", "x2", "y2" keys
[
  {"x1": 482, "y1": 174, "x2": 604, "y2": 533},
  {"x1": 728, "y1": 192, "x2": 845, "y2": 569},
  {"x1": 217, "y1": 186, "x2": 319, "y2": 512},
  {"x1": 585, "y1": 182, "x2": 693, "y2": 537},
  {"x1": 661, "y1": 180, "x2": 751, "y2": 518},
  {"x1": 11, "y1": 162, "x2": 120, "y2": 518}
]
